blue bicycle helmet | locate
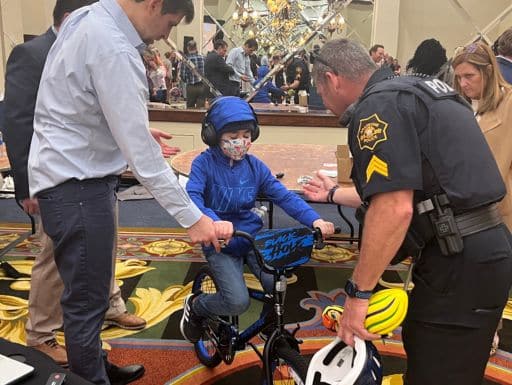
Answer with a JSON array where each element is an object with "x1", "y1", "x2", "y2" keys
[{"x1": 306, "y1": 337, "x2": 383, "y2": 385}]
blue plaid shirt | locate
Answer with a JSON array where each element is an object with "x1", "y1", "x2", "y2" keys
[{"x1": 180, "y1": 52, "x2": 205, "y2": 85}]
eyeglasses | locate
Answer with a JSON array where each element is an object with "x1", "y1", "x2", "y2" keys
[
  {"x1": 466, "y1": 43, "x2": 479, "y2": 53},
  {"x1": 454, "y1": 42, "x2": 480, "y2": 57},
  {"x1": 314, "y1": 55, "x2": 338, "y2": 75}
]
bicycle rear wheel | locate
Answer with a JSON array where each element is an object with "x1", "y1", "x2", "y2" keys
[
  {"x1": 192, "y1": 265, "x2": 222, "y2": 368},
  {"x1": 268, "y1": 341, "x2": 309, "y2": 385}
]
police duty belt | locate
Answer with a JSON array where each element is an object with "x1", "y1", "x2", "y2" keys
[{"x1": 417, "y1": 197, "x2": 503, "y2": 237}]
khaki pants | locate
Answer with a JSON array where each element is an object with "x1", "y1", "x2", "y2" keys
[{"x1": 26, "y1": 206, "x2": 126, "y2": 347}]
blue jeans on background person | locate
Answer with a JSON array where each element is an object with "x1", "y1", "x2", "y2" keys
[
  {"x1": 37, "y1": 176, "x2": 119, "y2": 385},
  {"x1": 194, "y1": 250, "x2": 274, "y2": 318}
]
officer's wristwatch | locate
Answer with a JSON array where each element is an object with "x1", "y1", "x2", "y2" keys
[{"x1": 344, "y1": 278, "x2": 372, "y2": 300}]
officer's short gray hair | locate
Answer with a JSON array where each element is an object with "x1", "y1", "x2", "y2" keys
[{"x1": 313, "y1": 39, "x2": 376, "y2": 83}]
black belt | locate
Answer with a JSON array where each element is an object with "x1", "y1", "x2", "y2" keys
[
  {"x1": 417, "y1": 198, "x2": 502, "y2": 237},
  {"x1": 455, "y1": 203, "x2": 502, "y2": 237}
]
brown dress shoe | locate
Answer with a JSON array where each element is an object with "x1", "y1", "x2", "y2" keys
[
  {"x1": 104, "y1": 312, "x2": 146, "y2": 330},
  {"x1": 32, "y1": 338, "x2": 68, "y2": 367}
]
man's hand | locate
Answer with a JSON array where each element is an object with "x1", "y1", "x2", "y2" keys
[
  {"x1": 338, "y1": 296, "x2": 380, "y2": 346},
  {"x1": 149, "y1": 127, "x2": 181, "y2": 158},
  {"x1": 21, "y1": 198, "x2": 39, "y2": 215},
  {"x1": 303, "y1": 171, "x2": 337, "y2": 202},
  {"x1": 280, "y1": 85, "x2": 289, "y2": 91},
  {"x1": 213, "y1": 221, "x2": 234, "y2": 244},
  {"x1": 312, "y1": 219, "x2": 335, "y2": 236},
  {"x1": 241, "y1": 75, "x2": 250, "y2": 82},
  {"x1": 187, "y1": 215, "x2": 221, "y2": 252}
]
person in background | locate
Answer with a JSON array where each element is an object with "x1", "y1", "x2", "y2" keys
[
  {"x1": 180, "y1": 40, "x2": 206, "y2": 108},
  {"x1": 369, "y1": 44, "x2": 385, "y2": 66},
  {"x1": 27, "y1": 0, "x2": 219, "y2": 383},
  {"x1": 281, "y1": 54, "x2": 310, "y2": 104},
  {"x1": 452, "y1": 41, "x2": 512, "y2": 356},
  {"x1": 204, "y1": 39, "x2": 234, "y2": 97},
  {"x1": 304, "y1": 38, "x2": 512, "y2": 385},
  {"x1": 309, "y1": 44, "x2": 321, "y2": 65},
  {"x1": 168, "y1": 51, "x2": 180, "y2": 85},
  {"x1": 406, "y1": 38, "x2": 448, "y2": 77},
  {"x1": 271, "y1": 52, "x2": 285, "y2": 89},
  {"x1": 3, "y1": 2, "x2": 148, "y2": 381},
  {"x1": 146, "y1": 50, "x2": 168, "y2": 103},
  {"x1": 226, "y1": 38, "x2": 258, "y2": 96},
  {"x1": 249, "y1": 52, "x2": 259, "y2": 79},
  {"x1": 392, "y1": 58, "x2": 401, "y2": 75},
  {"x1": 162, "y1": 51, "x2": 173, "y2": 89},
  {"x1": 496, "y1": 28, "x2": 512, "y2": 84},
  {"x1": 179, "y1": 96, "x2": 335, "y2": 343},
  {"x1": 260, "y1": 53, "x2": 269, "y2": 68},
  {"x1": 251, "y1": 64, "x2": 285, "y2": 104}
]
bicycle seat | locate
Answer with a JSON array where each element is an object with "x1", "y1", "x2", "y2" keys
[{"x1": 254, "y1": 227, "x2": 314, "y2": 269}]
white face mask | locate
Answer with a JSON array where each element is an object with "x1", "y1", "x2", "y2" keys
[{"x1": 220, "y1": 138, "x2": 252, "y2": 160}]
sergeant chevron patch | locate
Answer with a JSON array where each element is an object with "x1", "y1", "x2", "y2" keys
[{"x1": 366, "y1": 154, "x2": 389, "y2": 182}]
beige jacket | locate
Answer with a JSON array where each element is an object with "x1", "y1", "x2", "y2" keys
[{"x1": 477, "y1": 89, "x2": 512, "y2": 230}]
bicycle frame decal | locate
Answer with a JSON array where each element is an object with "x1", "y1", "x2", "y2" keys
[{"x1": 255, "y1": 227, "x2": 314, "y2": 268}]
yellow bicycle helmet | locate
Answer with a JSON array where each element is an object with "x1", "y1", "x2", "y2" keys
[{"x1": 321, "y1": 288, "x2": 408, "y2": 336}]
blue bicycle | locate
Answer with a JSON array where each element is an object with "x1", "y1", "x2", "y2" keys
[{"x1": 192, "y1": 227, "x2": 330, "y2": 385}]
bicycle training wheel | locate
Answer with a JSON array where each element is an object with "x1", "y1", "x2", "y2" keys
[
  {"x1": 268, "y1": 341, "x2": 309, "y2": 385},
  {"x1": 192, "y1": 265, "x2": 222, "y2": 368}
]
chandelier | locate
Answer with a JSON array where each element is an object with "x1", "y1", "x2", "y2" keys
[
  {"x1": 232, "y1": 1, "x2": 259, "y2": 31},
  {"x1": 224, "y1": 0, "x2": 353, "y2": 54},
  {"x1": 326, "y1": 14, "x2": 345, "y2": 35},
  {"x1": 250, "y1": 0, "x2": 305, "y2": 53}
]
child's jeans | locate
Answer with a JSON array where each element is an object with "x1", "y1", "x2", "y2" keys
[{"x1": 193, "y1": 250, "x2": 274, "y2": 318}]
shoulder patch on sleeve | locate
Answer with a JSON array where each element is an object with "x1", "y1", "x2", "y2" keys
[
  {"x1": 357, "y1": 113, "x2": 388, "y2": 151},
  {"x1": 366, "y1": 154, "x2": 389, "y2": 182},
  {"x1": 417, "y1": 79, "x2": 457, "y2": 99}
]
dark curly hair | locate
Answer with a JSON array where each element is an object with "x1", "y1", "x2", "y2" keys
[{"x1": 406, "y1": 38, "x2": 447, "y2": 76}]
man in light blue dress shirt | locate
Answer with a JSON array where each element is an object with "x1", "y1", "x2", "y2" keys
[
  {"x1": 225, "y1": 38, "x2": 258, "y2": 96},
  {"x1": 27, "y1": 0, "x2": 220, "y2": 384}
]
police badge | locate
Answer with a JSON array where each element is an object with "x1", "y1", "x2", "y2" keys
[{"x1": 357, "y1": 114, "x2": 388, "y2": 151}]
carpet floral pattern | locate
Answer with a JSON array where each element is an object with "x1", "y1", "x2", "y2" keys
[{"x1": 1, "y1": 224, "x2": 512, "y2": 384}]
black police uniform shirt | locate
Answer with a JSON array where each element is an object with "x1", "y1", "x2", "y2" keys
[
  {"x1": 346, "y1": 67, "x2": 510, "y2": 327},
  {"x1": 347, "y1": 67, "x2": 505, "y2": 212}
]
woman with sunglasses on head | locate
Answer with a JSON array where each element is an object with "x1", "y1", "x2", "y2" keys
[{"x1": 452, "y1": 41, "x2": 512, "y2": 356}]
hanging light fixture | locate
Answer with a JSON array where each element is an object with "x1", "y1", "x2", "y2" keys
[
  {"x1": 326, "y1": 14, "x2": 345, "y2": 35},
  {"x1": 232, "y1": 1, "x2": 259, "y2": 31}
]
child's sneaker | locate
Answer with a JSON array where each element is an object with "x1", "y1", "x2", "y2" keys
[{"x1": 180, "y1": 293, "x2": 203, "y2": 343}]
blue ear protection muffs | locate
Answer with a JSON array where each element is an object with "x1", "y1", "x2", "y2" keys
[{"x1": 201, "y1": 96, "x2": 260, "y2": 147}]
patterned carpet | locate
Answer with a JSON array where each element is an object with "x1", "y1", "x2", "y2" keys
[{"x1": 1, "y1": 224, "x2": 512, "y2": 385}]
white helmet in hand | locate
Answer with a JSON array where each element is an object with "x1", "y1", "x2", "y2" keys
[{"x1": 306, "y1": 337, "x2": 383, "y2": 385}]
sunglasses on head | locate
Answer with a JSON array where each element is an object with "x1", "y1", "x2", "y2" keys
[{"x1": 314, "y1": 56, "x2": 338, "y2": 75}]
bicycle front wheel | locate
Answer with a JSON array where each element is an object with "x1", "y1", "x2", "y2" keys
[
  {"x1": 268, "y1": 342, "x2": 309, "y2": 385},
  {"x1": 192, "y1": 265, "x2": 223, "y2": 368}
]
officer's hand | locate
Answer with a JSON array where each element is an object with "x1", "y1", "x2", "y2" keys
[
  {"x1": 338, "y1": 296, "x2": 380, "y2": 347},
  {"x1": 187, "y1": 215, "x2": 221, "y2": 252},
  {"x1": 312, "y1": 219, "x2": 335, "y2": 236},
  {"x1": 303, "y1": 171, "x2": 337, "y2": 202},
  {"x1": 213, "y1": 221, "x2": 234, "y2": 245}
]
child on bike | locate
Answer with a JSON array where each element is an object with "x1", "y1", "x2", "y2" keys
[{"x1": 180, "y1": 96, "x2": 335, "y2": 343}]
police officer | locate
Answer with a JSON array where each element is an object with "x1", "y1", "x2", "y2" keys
[
  {"x1": 281, "y1": 54, "x2": 310, "y2": 104},
  {"x1": 303, "y1": 38, "x2": 512, "y2": 385}
]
